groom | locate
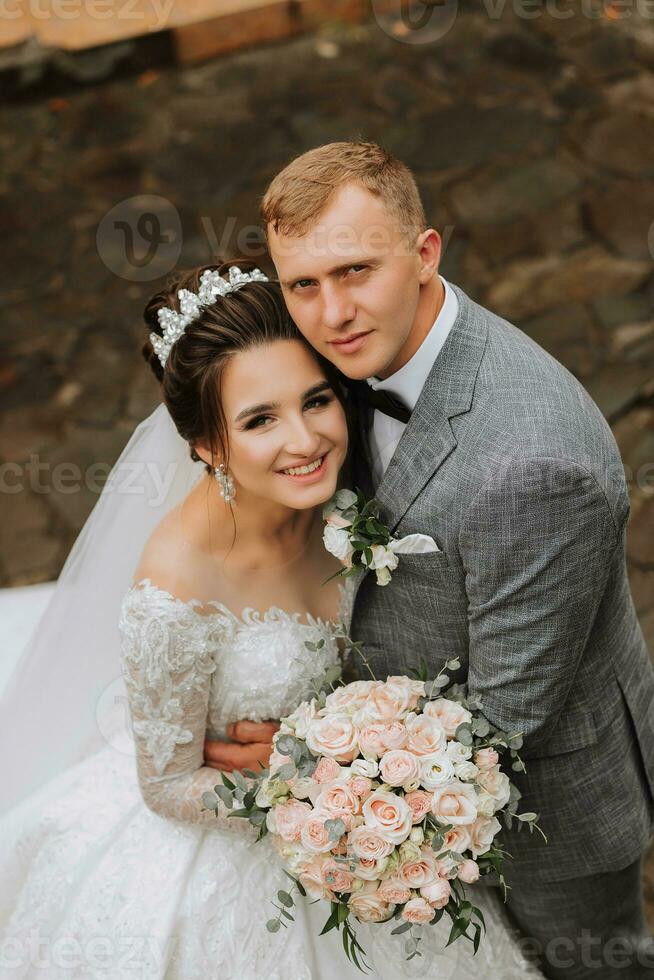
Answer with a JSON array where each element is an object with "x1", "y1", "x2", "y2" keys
[{"x1": 207, "y1": 141, "x2": 654, "y2": 977}]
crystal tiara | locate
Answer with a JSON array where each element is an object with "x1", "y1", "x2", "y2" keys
[{"x1": 150, "y1": 265, "x2": 269, "y2": 368}]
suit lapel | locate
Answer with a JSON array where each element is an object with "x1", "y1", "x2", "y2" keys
[{"x1": 373, "y1": 284, "x2": 489, "y2": 533}]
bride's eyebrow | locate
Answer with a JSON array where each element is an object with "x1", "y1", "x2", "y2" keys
[{"x1": 234, "y1": 381, "x2": 333, "y2": 424}]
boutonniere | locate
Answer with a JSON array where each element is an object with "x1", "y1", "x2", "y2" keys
[{"x1": 322, "y1": 488, "x2": 440, "y2": 586}]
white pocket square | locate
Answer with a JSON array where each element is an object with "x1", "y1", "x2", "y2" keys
[{"x1": 388, "y1": 533, "x2": 441, "y2": 555}]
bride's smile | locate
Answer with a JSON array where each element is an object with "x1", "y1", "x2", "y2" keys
[{"x1": 213, "y1": 338, "x2": 349, "y2": 512}]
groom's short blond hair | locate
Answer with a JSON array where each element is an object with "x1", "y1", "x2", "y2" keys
[{"x1": 261, "y1": 141, "x2": 427, "y2": 246}]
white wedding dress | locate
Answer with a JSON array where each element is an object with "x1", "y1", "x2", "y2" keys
[{"x1": 0, "y1": 576, "x2": 541, "y2": 980}]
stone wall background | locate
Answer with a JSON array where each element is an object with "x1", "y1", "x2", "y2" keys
[{"x1": 7, "y1": 5, "x2": 652, "y2": 642}]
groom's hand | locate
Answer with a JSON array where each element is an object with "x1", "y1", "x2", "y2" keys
[{"x1": 203, "y1": 720, "x2": 280, "y2": 774}]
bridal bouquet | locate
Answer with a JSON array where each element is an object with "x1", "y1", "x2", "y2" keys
[{"x1": 201, "y1": 651, "x2": 545, "y2": 971}]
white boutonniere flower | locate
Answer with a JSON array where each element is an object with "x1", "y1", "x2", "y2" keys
[{"x1": 322, "y1": 488, "x2": 440, "y2": 586}]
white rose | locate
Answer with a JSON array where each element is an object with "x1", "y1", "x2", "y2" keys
[
  {"x1": 446, "y1": 740, "x2": 473, "y2": 763},
  {"x1": 282, "y1": 700, "x2": 318, "y2": 740},
  {"x1": 476, "y1": 792, "x2": 496, "y2": 817},
  {"x1": 290, "y1": 777, "x2": 318, "y2": 800},
  {"x1": 366, "y1": 544, "x2": 400, "y2": 573},
  {"x1": 323, "y1": 525, "x2": 354, "y2": 564},
  {"x1": 351, "y1": 758, "x2": 380, "y2": 779},
  {"x1": 454, "y1": 761, "x2": 479, "y2": 782},
  {"x1": 476, "y1": 767, "x2": 511, "y2": 811},
  {"x1": 469, "y1": 816, "x2": 502, "y2": 859},
  {"x1": 255, "y1": 778, "x2": 276, "y2": 808},
  {"x1": 418, "y1": 752, "x2": 455, "y2": 791},
  {"x1": 376, "y1": 566, "x2": 393, "y2": 586}
]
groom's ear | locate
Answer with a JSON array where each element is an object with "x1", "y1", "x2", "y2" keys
[{"x1": 417, "y1": 229, "x2": 442, "y2": 283}]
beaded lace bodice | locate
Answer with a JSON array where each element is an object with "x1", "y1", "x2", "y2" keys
[{"x1": 118, "y1": 577, "x2": 355, "y2": 832}]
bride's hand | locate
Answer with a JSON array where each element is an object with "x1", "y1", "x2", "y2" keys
[{"x1": 203, "y1": 720, "x2": 280, "y2": 774}]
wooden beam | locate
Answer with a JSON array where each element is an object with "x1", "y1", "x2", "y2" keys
[{"x1": 0, "y1": 0, "x2": 376, "y2": 57}]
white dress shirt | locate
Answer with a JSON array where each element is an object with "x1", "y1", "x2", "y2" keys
[{"x1": 366, "y1": 276, "x2": 459, "y2": 489}]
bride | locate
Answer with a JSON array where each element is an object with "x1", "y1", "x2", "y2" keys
[{"x1": 0, "y1": 261, "x2": 541, "y2": 979}]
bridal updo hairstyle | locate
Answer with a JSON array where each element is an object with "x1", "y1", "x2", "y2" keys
[{"x1": 142, "y1": 259, "x2": 347, "y2": 474}]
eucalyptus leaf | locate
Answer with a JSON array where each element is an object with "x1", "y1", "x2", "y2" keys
[
  {"x1": 277, "y1": 890, "x2": 294, "y2": 908},
  {"x1": 455, "y1": 723, "x2": 473, "y2": 746},
  {"x1": 215, "y1": 785, "x2": 233, "y2": 808},
  {"x1": 201, "y1": 792, "x2": 219, "y2": 811},
  {"x1": 232, "y1": 770, "x2": 249, "y2": 792},
  {"x1": 266, "y1": 919, "x2": 281, "y2": 934},
  {"x1": 276, "y1": 762, "x2": 297, "y2": 781}
]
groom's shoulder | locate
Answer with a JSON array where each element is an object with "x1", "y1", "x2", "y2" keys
[{"x1": 459, "y1": 289, "x2": 619, "y2": 463}]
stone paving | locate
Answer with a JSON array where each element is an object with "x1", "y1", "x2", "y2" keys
[{"x1": 1, "y1": 0, "x2": 654, "y2": 921}]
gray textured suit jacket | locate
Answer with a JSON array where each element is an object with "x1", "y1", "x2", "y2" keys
[{"x1": 349, "y1": 282, "x2": 654, "y2": 887}]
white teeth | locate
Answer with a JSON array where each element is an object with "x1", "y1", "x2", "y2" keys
[{"x1": 282, "y1": 456, "x2": 324, "y2": 477}]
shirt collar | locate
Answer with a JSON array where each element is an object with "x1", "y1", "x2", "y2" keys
[{"x1": 367, "y1": 276, "x2": 459, "y2": 412}]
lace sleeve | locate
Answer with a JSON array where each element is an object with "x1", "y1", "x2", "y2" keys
[{"x1": 118, "y1": 584, "x2": 257, "y2": 838}]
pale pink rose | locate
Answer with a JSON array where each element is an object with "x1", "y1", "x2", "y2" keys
[
  {"x1": 353, "y1": 856, "x2": 381, "y2": 881},
  {"x1": 380, "y1": 721, "x2": 409, "y2": 750},
  {"x1": 434, "y1": 854, "x2": 459, "y2": 879},
  {"x1": 379, "y1": 749, "x2": 421, "y2": 788},
  {"x1": 362, "y1": 790, "x2": 413, "y2": 844},
  {"x1": 348, "y1": 881, "x2": 395, "y2": 923},
  {"x1": 324, "y1": 680, "x2": 379, "y2": 716},
  {"x1": 475, "y1": 767, "x2": 511, "y2": 810},
  {"x1": 423, "y1": 698, "x2": 472, "y2": 738},
  {"x1": 306, "y1": 715, "x2": 359, "y2": 762},
  {"x1": 404, "y1": 790, "x2": 433, "y2": 824},
  {"x1": 469, "y1": 816, "x2": 501, "y2": 859},
  {"x1": 431, "y1": 781, "x2": 478, "y2": 826},
  {"x1": 357, "y1": 677, "x2": 425, "y2": 726},
  {"x1": 299, "y1": 856, "x2": 332, "y2": 900},
  {"x1": 301, "y1": 812, "x2": 338, "y2": 853},
  {"x1": 398, "y1": 851, "x2": 438, "y2": 889},
  {"x1": 348, "y1": 825, "x2": 395, "y2": 861},
  {"x1": 315, "y1": 780, "x2": 361, "y2": 820},
  {"x1": 474, "y1": 747, "x2": 499, "y2": 770},
  {"x1": 274, "y1": 799, "x2": 312, "y2": 843},
  {"x1": 436, "y1": 826, "x2": 472, "y2": 854},
  {"x1": 313, "y1": 757, "x2": 342, "y2": 784},
  {"x1": 420, "y1": 878, "x2": 452, "y2": 909},
  {"x1": 405, "y1": 714, "x2": 447, "y2": 756},
  {"x1": 358, "y1": 724, "x2": 388, "y2": 759},
  {"x1": 458, "y1": 859, "x2": 480, "y2": 884},
  {"x1": 377, "y1": 879, "x2": 412, "y2": 904},
  {"x1": 402, "y1": 897, "x2": 436, "y2": 923},
  {"x1": 348, "y1": 775, "x2": 373, "y2": 799},
  {"x1": 322, "y1": 858, "x2": 355, "y2": 893}
]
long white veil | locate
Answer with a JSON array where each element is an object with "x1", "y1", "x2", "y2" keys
[{"x1": 0, "y1": 403, "x2": 203, "y2": 814}]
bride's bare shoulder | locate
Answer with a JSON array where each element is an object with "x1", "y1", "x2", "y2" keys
[{"x1": 131, "y1": 503, "x2": 195, "y2": 598}]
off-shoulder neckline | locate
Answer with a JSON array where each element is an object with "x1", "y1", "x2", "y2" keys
[{"x1": 125, "y1": 577, "x2": 346, "y2": 631}]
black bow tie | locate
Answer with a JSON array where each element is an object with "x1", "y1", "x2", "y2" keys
[{"x1": 364, "y1": 386, "x2": 412, "y2": 425}]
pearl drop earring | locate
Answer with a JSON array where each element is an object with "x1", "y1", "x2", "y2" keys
[{"x1": 214, "y1": 463, "x2": 236, "y2": 503}]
